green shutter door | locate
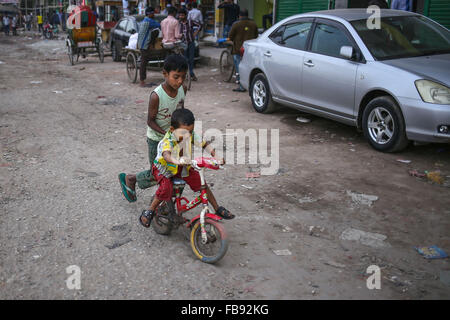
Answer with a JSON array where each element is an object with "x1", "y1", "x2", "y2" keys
[
  {"x1": 301, "y1": 0, "x2": 330, "y2": 12},
  {"x1": 425, "y1": 0, "x2": 450, "y2": 29},
  {"x1": 276, "y1": 0, "x2": 330, "y2": 22},
  {"x1": 276, "y1": 0, "x2": 301, "y2": 21}
]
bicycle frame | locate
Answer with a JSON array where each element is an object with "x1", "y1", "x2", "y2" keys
[{"x1": 173, "y1": 167, "x2": 222, "y2": 244}]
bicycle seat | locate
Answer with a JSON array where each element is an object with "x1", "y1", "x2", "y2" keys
[{"x1": 173, "y1": 178, "x2": 186, "y2": 185}]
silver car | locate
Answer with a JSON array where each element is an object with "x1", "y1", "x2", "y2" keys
[{"x1": 239, "y1": 9, "x2": 450, "y2": 152}]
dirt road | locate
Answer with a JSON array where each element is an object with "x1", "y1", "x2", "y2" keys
[{"x1": 1, "y1": 35, "x2": 449, "y2": 299}]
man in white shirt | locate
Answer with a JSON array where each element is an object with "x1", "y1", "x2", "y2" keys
[
  {"x1": 187, "y1": 2, "x2": 203, "y2": 25},
  {"x1": 187, "y1": 2, "x2": 202, "y2": 40}
]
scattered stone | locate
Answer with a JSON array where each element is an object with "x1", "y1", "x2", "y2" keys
[
  {"x1": 340, "y1": 228, "x2": 390, "y2": 248},
  {"x1": 346, "y1": 190, "x2": 378, "y2": 206},
  {"x1": 273, "y1": 249, "x2": 292, "y2": 256}
]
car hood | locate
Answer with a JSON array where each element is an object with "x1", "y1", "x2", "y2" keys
[{"x1": 381, "y1": 54, "x2": 450, "y2": 86}]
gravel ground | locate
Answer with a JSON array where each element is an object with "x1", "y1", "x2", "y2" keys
[{"x1": 0, "y1": 34, "x2": 449, "y2": 300}]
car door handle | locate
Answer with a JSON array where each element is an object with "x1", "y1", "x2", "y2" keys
[
  {"x1": 304, "y1": 60, "x2": 314, "y2": 67},
  {"x1": 264, "y1": 51, "x2": 272, "y2": 57}
]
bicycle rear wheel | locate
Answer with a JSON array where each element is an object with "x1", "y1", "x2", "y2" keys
[
  {"x1": 151, "y1": 196, "x2": 176, "y2": 235},
  {"x1": 220, "y1": 49, "x2": 234, "y2": 83},
  {"x1": 190, "y1": 218, "x2": 228, "y2": 264}
]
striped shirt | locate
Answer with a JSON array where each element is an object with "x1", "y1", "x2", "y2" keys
[{"x1": 179, "y1": 19, "x2": 201, "y2": 44}]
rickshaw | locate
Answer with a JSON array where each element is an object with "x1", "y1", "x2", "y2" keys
[
  {"x1": 124, "y1": 36, "x2": 192, "y2": 90},
  {"x1": 66, "y1": 2, "x2": 104, "y2": 65}
]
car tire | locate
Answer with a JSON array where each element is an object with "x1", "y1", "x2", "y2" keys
[
  {"x1": 362, "y1": 96, "x2": 409, "y2": 153},
  {"x1": 111, "y1": 41, "x2": 121, "y2": 62},
  {"x1": 250, "y1": 73, "x2": 277, "y2": 114}
]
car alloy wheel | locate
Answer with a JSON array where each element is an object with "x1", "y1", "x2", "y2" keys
[
  {"x1": 367, "y1": 107, "x2": 394, "y2": 145},
  {"x1": 362, "y1": 96, "x2": 409, "y2": 153},
  {"x1": 253, "y1": 80, "x2": 266, "y2": 108}
]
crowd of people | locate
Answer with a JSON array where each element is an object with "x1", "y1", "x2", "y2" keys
[
  {"x1": 137, "y1": 1, "x2": 257, "y2": 93},
  {"x1": 0, "y1": 10, "x2": 66, "y2": 36},
  {"x1": 137, "y1": 2, "x2": 205, "y2": 87}
]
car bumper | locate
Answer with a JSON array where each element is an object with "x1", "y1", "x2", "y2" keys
[
  {"x1": 239, "y1": 61, "x2": 251, "y2": 91},
  {"x1": 400, "y1": 97, "x2": 450, "y2": 143}
]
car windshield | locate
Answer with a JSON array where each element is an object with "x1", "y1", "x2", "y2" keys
[{"x1": 351, "y1": 16, "x2": 450, "y2": 60}]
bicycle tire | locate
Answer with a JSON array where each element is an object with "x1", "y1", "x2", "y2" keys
[
  {"x1": 190, "y1": 218, "x2": 229, "y2": 264},
  {"x1": 151, "y1": 196, "x2": 176, "y2": 235}
]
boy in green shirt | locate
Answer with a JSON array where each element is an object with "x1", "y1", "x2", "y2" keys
[{"x1": 119, "y1": 54, "x2": 188, "y2": 202}]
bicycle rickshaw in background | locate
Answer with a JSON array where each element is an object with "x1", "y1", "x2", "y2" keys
[
  {"x1": 124, "y1": 33, "x2": 191, "y2": 90},
  {"x1": 66, "y1": 2, "x2": 104, "y2": 66}
]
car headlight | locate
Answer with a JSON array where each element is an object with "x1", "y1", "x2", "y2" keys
[{"x1": 415, "y1": 80, "x2": 450, "y2": 105}]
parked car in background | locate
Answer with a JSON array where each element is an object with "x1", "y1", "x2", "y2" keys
[
  {"x1": 239, "y1": 9, "x2": 450, "y2": 152},
  {"x1": 109, "y1": 14, "x2": 200, "y2": 62}
]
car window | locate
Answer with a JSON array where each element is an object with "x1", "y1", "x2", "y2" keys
[
  {"x1": 269, "y1": 26, "x2": 285, "y2": 44},
  {"x1": 282, "y1": 22, "x2": 312, "y2": 50},
  {"x1": 311, "y1": 23, "x2": 353, "y2": 58},
  {"x1": 118, "y1": 19, "x2": 128, "y2": 31}
]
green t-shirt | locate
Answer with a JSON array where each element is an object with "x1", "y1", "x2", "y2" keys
[{"x1": 147, "y1": 84, "x2": 185, "y2": 141}]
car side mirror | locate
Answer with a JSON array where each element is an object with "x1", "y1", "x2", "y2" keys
[{"x1": 340, "y1": 46, "x2": 354, "y2": 60}]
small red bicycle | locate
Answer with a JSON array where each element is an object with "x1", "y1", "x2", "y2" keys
[{"x1": 151, "y1": 157, "x2": 229, "y2": 264}]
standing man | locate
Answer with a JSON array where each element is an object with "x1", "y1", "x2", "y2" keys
[
  {"x1": 218, "y1": 0, "x2": 239, "y2": 38},
  {"x1": 3, "y1": 15, "x2": 10, "y2": 35},
  {"x1": 228, "y1": 9, "x2": 258, "y2": 92},
  {"x1": 188, "y1": 1, "x2": 203, "y2": 39},
  {"x1": 138, "y1": 7, "x2": 161, "y2": 88},
  {"x1": 390, "y1": 0, "x2": 412, "y2": 11},
  {"x1": 178, "y1": 8, "x2": 201, "y2": 81},
  {"x1": 25, "y1": 13, "x2": 31, "y2": 31},
  {"x1": 37, "y1": 13, "x2": 43, "y2": 33},
  {"x1": 161, "y1": 6, "x2": 181, "y2": 44}
]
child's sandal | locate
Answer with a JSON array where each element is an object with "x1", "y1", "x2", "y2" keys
[{"x1": 216, "y1": 206, "x2": 235, "y2": 220}]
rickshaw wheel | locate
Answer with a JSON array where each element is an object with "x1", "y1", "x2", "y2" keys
[
  {"x1": 126, "y1": 52, "x2": 138, "y2": 83},
  {"x1": 220, "y1": 49, "x2": 234, "y2": 83},
  {"x1": 67, "y1": 44, "x2": 75, "y2": 66},
  {"x1": 186, "y1": 72, "x2": 191, "y2": 91},
  {"x1": 98, "y1": 44, "x2": 104, "y2": 63}
]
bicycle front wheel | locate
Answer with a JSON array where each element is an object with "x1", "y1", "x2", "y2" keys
[
  {"x1": 190, "y1": 218, "x2": 228, "y2": 264},
  {"x1": 220, "y1": 49, "x2": 234, "y2": 83}
]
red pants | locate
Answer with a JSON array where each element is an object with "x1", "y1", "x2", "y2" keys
[{"x1": 152, "y1": 165, "x2": 202, "y2": 201}]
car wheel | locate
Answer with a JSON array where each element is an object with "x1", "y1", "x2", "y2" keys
[
  {"x1": 250, "y1": 73, "x2": 277, "y2": 114},
  {"x1": 362, "y1": 96, "x2": 409, "y2": 153},
  {"x1": 111, "y1": 42, "x2": 121, "y2": 62}
]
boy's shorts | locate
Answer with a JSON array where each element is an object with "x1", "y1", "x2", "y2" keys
[{"x1": 153, "y1": 164, "x2": 202, "y2": 201}]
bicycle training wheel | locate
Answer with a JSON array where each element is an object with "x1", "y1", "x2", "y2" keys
[{"x1": 190, "y1": 218, "x2": 228, "y2": 264}]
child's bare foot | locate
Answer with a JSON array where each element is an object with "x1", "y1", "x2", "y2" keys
[{"x1": 125, "y1": 174, "x2": 136, "y2": 200}]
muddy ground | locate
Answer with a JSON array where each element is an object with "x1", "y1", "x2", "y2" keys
[{"x1": 0, "y1": 34, "x2": 449, "y2": 300}]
